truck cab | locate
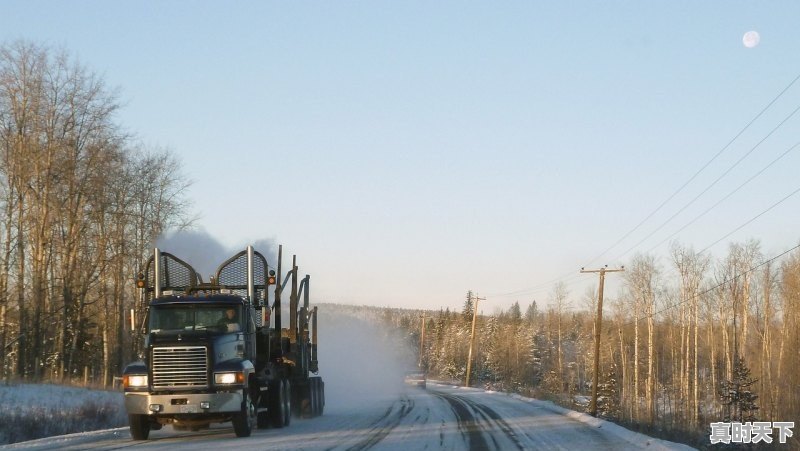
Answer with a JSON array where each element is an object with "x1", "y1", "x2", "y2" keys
[{"x1": 123, "y1": 295, "x2": 259, "y2": 438}]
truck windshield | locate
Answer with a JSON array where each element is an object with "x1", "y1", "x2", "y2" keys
[{"x1": 149, "y1": 305, "x2": 242, "y2": 334}]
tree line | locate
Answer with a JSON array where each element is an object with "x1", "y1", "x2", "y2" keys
[
  {"x1": 376, "y1": 240, "x2": 799, "y2": 446},
  {"x1": 0, "y1": 41, "x2": 192, "y2": 385}
]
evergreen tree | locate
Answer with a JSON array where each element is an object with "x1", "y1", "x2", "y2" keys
[
  {"x1": 462, "y1": 291, "x2": 474, "y2": 324},
  {"x1": 479, "y1": 316, "x2": 501, "y2": 387},
  {"x1": 719, "y1": 355, "x2": 759, "y2": 423},
  {"x1": 597, "y1": 365, "x2": 621, "y2": 420},
  {"x1": 524, "y1": 300, "x2": 539, "y2": 326},
  {"x1": 509, "y1": 301, "x2": 522, "y2": 326}
]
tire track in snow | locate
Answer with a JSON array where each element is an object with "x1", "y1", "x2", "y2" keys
[
  {"x1": 432, "y1": 393, "x2": 489, "y2": 450},
  {"x1": 342, "y1": 395, "x2": 414, "y2": 451},
  {"x1": 457, "y1": 395, "x2": 525, "y2": 451}
]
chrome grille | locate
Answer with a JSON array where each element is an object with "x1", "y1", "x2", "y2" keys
[{"x1": 152, "y1": 346, "x2": 208, "y2": 389}]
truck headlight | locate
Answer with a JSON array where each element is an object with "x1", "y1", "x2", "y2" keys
[
  {"x1": 124, "y1": 374, "x2": 148, "y2": 388},
  {"x1": 214, "y1": 372, "x2": 244, "y2": 385}
]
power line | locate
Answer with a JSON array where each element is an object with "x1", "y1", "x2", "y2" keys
[
  {"x1": 698, "y1": 184, "x2": 800, "y2": 255},
  {"x1": 493, "y1": 174, "x2": 799, "y2": 301},
  {"x1": 584, "y1": 71, "x2": 800, "y2": 267},
  {"x1": 489, "y1": 72, "x2": 800, "y2": 300},
  {"x1": 487, "y1": 272, "x2": 582, "y2": 298},
  {"x1": 613, "y1": 102, "x2": 800, "y2": 261},
  {"x1": 646, "y1": 139, "x2": 800, "y2": 253}
]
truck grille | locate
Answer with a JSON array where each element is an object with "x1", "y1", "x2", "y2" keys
[{"x1": 152, "y1": 346, "x2": 208, "y2": 389}]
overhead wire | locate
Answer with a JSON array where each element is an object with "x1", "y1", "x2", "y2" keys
[
  {"x1": 487, "y1": 72, "x2": 800, "y2": 302},
  {"x1": 487, "y1": 271, "x2": 582, "y2": 298},
  {"x1": 582, "y1": 71, "x2": 800, "y2": 267},
  {"x1": 612, "y1": 102, "x2": 800, "y2": 262},
  {"x1": 646, "y1": 139, "x2": 800, "y2": 253},
  {"x1": 698, "y1": 184, "x2": 800, "y2": 255}
]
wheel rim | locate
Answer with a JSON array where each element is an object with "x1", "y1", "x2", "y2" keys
[{"x1": 248, "y1": 397, "x2": 256, "y2": 429}]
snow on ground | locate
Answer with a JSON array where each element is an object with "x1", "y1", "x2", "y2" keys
[
  {"x1": 457, "y1": 385, "x2": 695, "y2": 451},
  {"x1": 0, "y1": 382, "x2": 126, "y2": 445}
]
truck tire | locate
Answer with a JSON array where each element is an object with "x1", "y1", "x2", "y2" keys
[
  {"x1": 269, "y1": 380, "x2": 286, "y2": 428},
  {"x1": 232, "y1": 391, "x2": 256, "y2": 437},
  {"x1": 129, "y1": 414, "x2": 150, "y2": 440},
  {"x1": 283, "y1": 379, "x2": 292, "y2": 426},
  {"x1": 309, "y1": 378, "x2": 318, "y2": 417},
  {"x1": 303, "y1": 379, "x2": 317, "y2": 418},
  {"x1": 319, "y1": 379, "x2": 325, "y2": 415}
]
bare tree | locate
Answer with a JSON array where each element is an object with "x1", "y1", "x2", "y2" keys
[
  {"x1": 670, "y1": 242, "x2": 709, "y2": 428},
  {"x1": 625, "y1": 253, "x2": 659, "y2": 425},
  {"x1": 0, "y1": 41, "x2": 193, "y2": 382},
  {"x1": 549, "y1": 282, "x2": 570, "y2": 382}
]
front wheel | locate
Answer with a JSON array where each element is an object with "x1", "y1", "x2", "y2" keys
[
  {"x1": 232, "y1": 391, "x2": 256, "y2": 437},
  {"x1": 129, "y1": 414, "x2": 150, "y2": 440}
]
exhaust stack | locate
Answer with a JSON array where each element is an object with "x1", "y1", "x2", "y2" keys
[
  {"x1": 290, "y1": 255, "x2": 298, "y2": 342},
  {"x1": 247, "y1": 245, "x2": 255, "y2": 304},
  {"x1": 153, "y1": 248, "x2": 162, "y2": 298},
  {"x1": 275, "y1": 245, "x2": 282, "y2": 333}
]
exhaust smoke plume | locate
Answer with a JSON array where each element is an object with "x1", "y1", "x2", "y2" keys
[{"x1": 156, "y1": 229, "x2": 277, "y2": 281}]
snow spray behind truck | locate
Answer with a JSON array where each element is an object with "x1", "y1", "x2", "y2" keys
[{"x1": 122, "y1": 245, "x2": 324, "y2": 439}]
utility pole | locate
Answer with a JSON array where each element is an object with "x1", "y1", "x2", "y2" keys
[
  {"x1": 419, "y1": 313, "x2": 426, "y2": 368},
  {"x1": 465, "y1": 293, "x2": 485, "y2": 387},
  {"x1": 581, "y1": 265, "x2": 624, "y2": 417}
]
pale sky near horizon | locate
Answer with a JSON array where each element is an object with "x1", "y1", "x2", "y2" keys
[{"x1": 3, "y1": 1, "x2": 800, "y2": 312}]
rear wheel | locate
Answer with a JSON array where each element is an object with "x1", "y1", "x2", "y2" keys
[
  {"x1": 314, "y1": 378, "x2": 324, "y2": 417},
  {"x1": 129, "y1": 414, "x2": 150, "y2": 440},
  {"x1": 319, "y1": 380, "x2": 325, "y2": 415},
  {"x1": 283, "y1": 379, "x2": 292, "y2": 426},
  {"x1": 270, "y1": 380, "x2": 286, "y2": 428},
  {"x1": 310, "y1": 378, "x2": 319, "y2": 417}
]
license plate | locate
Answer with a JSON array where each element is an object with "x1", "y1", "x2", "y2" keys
[{"x1": 180, "y1": 405, "x2": 198, "y2": 413}]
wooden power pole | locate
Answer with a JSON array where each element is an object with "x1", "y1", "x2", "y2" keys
[
  {"x1": 465, "y1": 293, "x2": 485, "y2": 387},
  {"x1": 581, "y1": 265, "x2": 624, "y2": 417},
  {"x1": 419, "y1": 313, "x2": 426, "y2": 368}
]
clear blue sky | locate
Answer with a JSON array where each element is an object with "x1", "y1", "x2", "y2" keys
[{"x1": 4, "y1": 1, "x2": 800, "y2": 311}]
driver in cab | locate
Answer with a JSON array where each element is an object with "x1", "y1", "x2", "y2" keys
[{"x1": 218, "y1": 307, "x2": 241, "y2": 332}]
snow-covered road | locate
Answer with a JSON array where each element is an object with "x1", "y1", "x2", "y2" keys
[{"x1": 1, "y1": 383, "x2": 693, "y2": 451}]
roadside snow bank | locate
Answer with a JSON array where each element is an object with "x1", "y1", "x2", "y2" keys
[
  {"x1": 0, "y1": 383, "x2": 126, "y2": 445},
  {"x1": 502, "y1": 391, "x2": 695, "y2": 450},
  {"x1": 429, "y1": 382, "x2": 694, "y2": 450}
]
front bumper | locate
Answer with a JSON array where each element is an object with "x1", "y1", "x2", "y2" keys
[{"x1": 125, "y1": 391, "x2": 243, "y2": 415}]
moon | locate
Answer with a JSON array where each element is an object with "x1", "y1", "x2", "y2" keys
[{"x1": 743, "y1": 31, "x2": 760, "y2": 48}]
